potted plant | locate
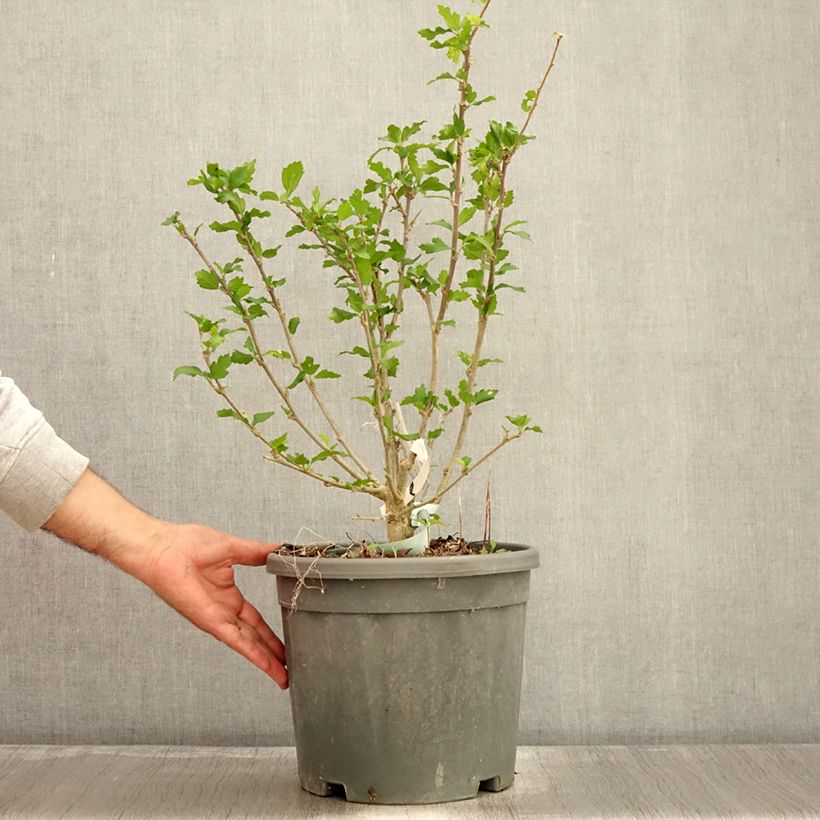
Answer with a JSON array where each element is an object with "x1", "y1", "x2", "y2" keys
[{"x1": 164, "y1": 0, "x2": 562, "y2": 805}]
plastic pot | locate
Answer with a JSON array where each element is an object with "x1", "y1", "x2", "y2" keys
[{"x1": 265, "y1": 542, "x2": 539, "y2": 805}]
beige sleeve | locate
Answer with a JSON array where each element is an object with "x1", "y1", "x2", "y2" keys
[{"x1": 0, "y1": 369, "x2": 90, "y2": 532}]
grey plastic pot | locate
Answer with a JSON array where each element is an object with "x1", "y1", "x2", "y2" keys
[{"x1": 266, "y1": 542, "x2": 539, "y2": 805}]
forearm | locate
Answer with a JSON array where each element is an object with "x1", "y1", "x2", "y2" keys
[{"x1": 43, "y1": 468, "x2": 171, "y2": 579}]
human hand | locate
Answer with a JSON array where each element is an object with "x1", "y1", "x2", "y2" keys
[
  {"x1": 44, "y1": 469, "x2": 287, "y2": 689},
  {"x1": 137, "y1": 523, "x2": 288, "y2": 689}
]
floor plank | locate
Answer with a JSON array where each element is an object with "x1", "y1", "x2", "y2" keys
[{"x1": 0, "y1": 744, "x2": 817, "y2": 818}]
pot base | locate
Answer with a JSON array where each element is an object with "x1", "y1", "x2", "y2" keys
[{"x1": 300, "y1": 768, "x2": 515, "y2": 805}]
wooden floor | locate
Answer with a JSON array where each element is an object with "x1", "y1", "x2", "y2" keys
[{"x1": 0, "y1": 744, "x2": 818, "y2": 818}]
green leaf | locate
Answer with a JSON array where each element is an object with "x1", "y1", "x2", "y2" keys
[
  {"x1": 209, "y1": 220, "x2": 242, "y2": 233},
  {"x1": 315, "y1": 369, "x2": 341, "y2": 379},
  {"x1": 473, "y1": 388, "x2": 497, "y2": 405},
  {"x1": 428, "y1": 427, "x2": 444, "y2": 440},
  {"x1": 459, "y1": 456, "x2": 472, "y2": 472},
  {"x1": 506, "y1": 414, "x2": 531, "y2": 429},
  {"x1": 230, "y1": 350, "x2": 254, "y2": 365},
  {"x1": 458, "y1": 206, "x2": 476, "y2": 227},
  {"x1": 281, "y1": 161, "x2": 304, "y2": 196},
  {"x1": 521, "y1": 89, "x2": 537, "y2": 112},
  {"x1": 354, "y1": 256, "x2": 374, "y2": 286},
  {"x1": 427, "y1": 71, "x2": 456, "y2": 85},
  {"x1": 185, "y1": 312, "x2": 216, "y2": 332},
  {"x1": 216, "y1": 408, "x2": 246, "y2": 422},
  {"x1": 162, "y1": 211, "x2": 180, "y2": 226},
  {"x1": 420, "y1": 177, "x2": 449, "y2": 193},
  {"x1": 310, "y1": 448, "x2": 344, "y2": 463},
  {"x1": 265, "y1": 349, "x2": 291, "y2": 360},
  {"x1": 227, "y1": 276, "x2": 252, "y2": 300},
  {"x1": 252, "y1": 411, "x2": 276, "y2": 427},
  {"x1": 401, "y1": 384, "x2": 433, "y2": 411},
  {"x1": 259, "y1": 190, "x2": 279, "y2": 201},
  {"x1": 288, "y1": 316, "x2": 300, "y2": 335},
  {"x1": 419, "y1": 236, "x2": 449, "y2": 254},
  {"x1": 337, "y1": 200, "x2": 353, "y2": 221},
  {"x1": 418, "y1": 26, "x2": 448, "y2": 42},
  {"x1": 269, "y1": 433, "x2": 288, "y2": 453},
  {"x1": 368, "y1": 161, "x2": 393, "y2": 183},
  {"x1": 329, "y1": 307, "x2": 356, "y2": 323},
  {"x1": 244, "y1": 208, "x2": 271, "y2": 222},
  {"x1": 438, "y1": 4, "x2": 461, "y2": 31},
  {"x1": 173, "y1": 365, "x2": 205, "y2": 380},
  {"x1": 208, "y1": 357, "x2": 231, "y2": 380},
  {"x1": 301, "y1": 355, "x2": 320, "y2": 375},
  {"x1": 228, "y1": 159, "x2": 256, "y2": 189},
  {"x1": 195, "y1": 269, "x2": 220, "y2": 290}
]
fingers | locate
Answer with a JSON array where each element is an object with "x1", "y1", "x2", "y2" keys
[
  {"x1": 239, "y1": 600, "x2": 287, "y2": 665},
  {"x1": 215, "y1": 619, "x2": 289, "y2": 690},
  {"x1": 230, "y1": 537, "x2": 282, "y2": 567}
]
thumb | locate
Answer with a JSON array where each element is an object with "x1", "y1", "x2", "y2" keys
[{"x1": 231, "y1": 537, "x2": 281, "y2": 566}]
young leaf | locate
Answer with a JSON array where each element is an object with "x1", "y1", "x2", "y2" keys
[
  {"x1": 216, "y1": 408, "x2": 246, "y2": 423},
  {"x1": 228, "y1": 159, "x2": 256, "y2": 189},
  {"x1": 252, "y1": 411, "x2": 276, "y2": 427},
  {"x1": 288, "y1": 316, "x2": 300, "y2": 335},
  {"x1": 354, "y1": 256, "x2": 373, "y2": 286},
  {"x1": 281, "y1": 161, "x2": 304, "y2": 196},
  {"x1": 458, "y1": 206, "x2": 477, "y2": 226},
  {"x1": 419, "y1": 236, "x2": 449, "y2": 254},
  {"x1": 329, "y1": 307, "x2": 356, "y2": 323},
  {"x1": 173, "y1": 365, "x2": 205, "y2": 380},
  {"x1": 472, "y1": 388, "x2": 497, "y2": 405},
  {"x1": 208, "y1": 355, "x2": 231, "y2": 380},
  {"x1": 209, "y1": 220, "x2": 242, "y2": 233},
  {"x1": 195, "y1": 269, "x2": 220, "y2": 290},
  {"x1": 438, "y1": 4, "x2": 461, "y2": 32}
]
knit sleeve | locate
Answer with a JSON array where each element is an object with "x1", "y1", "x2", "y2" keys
[{"x1": 0, "y1": 369, "x2": 90, "y2": 532}]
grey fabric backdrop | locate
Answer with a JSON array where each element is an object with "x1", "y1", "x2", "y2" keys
[{"x1": 0, "y1": 0, "x2": 817, "y2": 745}]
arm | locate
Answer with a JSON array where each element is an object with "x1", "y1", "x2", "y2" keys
[{"x1": 0, "y1": 369, "x2": 287, "y2": 689}]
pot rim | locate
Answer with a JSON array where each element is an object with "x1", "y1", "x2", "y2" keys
[{"x1": 266, "y1": 541, "x2": 539, "y2": 580}]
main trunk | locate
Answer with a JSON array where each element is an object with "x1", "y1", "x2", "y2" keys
[{"x1": 385, "y1": 499, "x2": 414, "y2": 542}]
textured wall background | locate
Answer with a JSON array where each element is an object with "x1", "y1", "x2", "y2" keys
[{"x1": 0, "y1": 0, "x2": 817, "y2": 745}]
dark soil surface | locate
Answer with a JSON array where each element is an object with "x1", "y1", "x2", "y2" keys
[{"x1": 276, "y1": 534, "x2": 507, "y2": 558}]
